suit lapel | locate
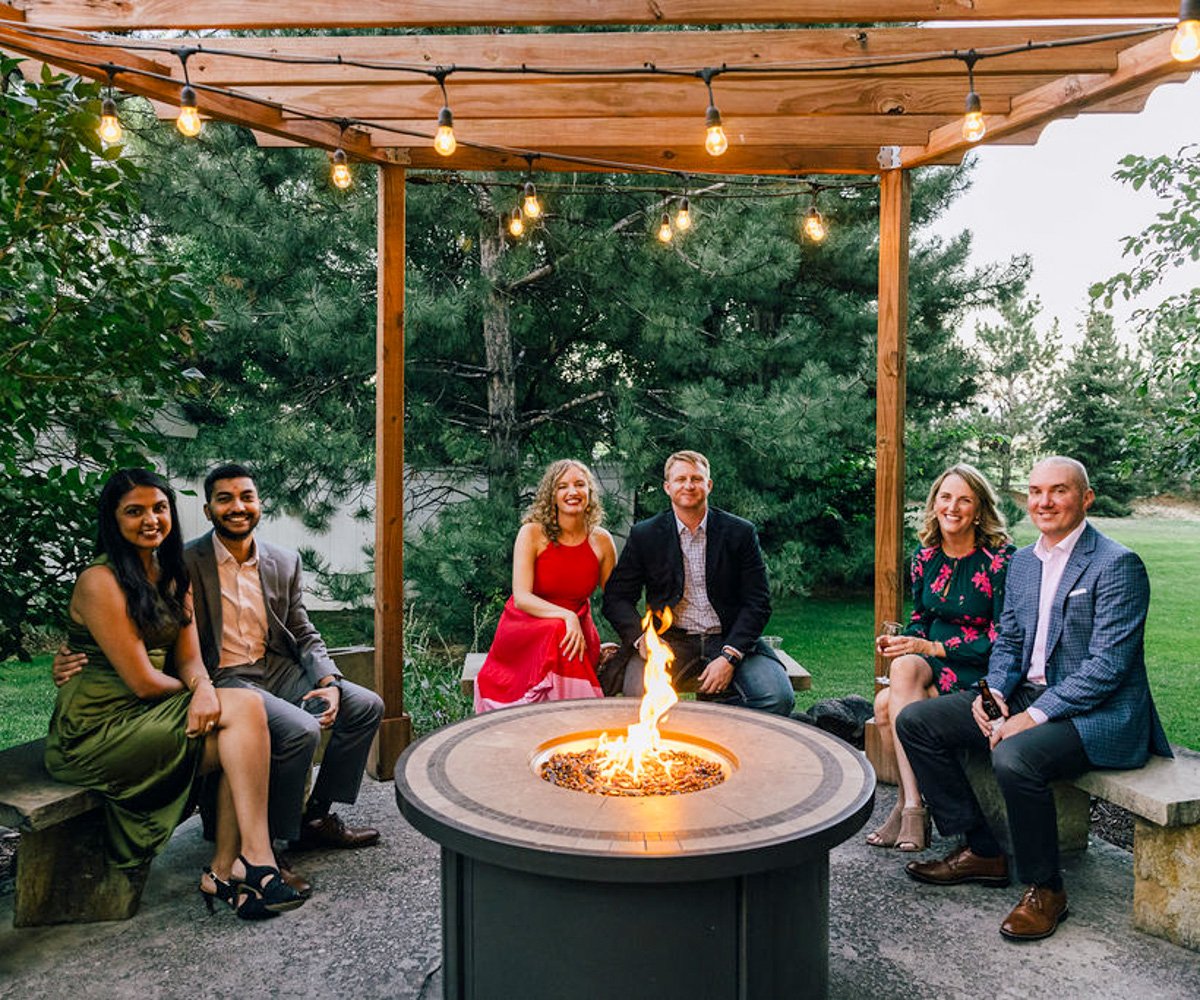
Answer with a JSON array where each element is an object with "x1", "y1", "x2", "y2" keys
[
  {"x1": 704, "y1": 508, "x2": 723, "y2": 595},
  {"x1": 195, "y1": 532, "x2": 224, "y2": 659},
  {"x1": 254, "y1": 540, "x2": 285, "y2": 640},
  {"x1": 1044, "y1": 524, "x2": 1096, "y2": 664}
]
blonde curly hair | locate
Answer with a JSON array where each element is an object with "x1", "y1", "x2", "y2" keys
[
  {"x1": 523, "y1": 459, "x2": 603, "y2": 543},
  {"x1": 917, "y1": 463, "x2": 1010, "y2": 551}
]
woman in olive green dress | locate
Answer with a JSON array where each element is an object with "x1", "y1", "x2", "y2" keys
[{"x1": 45, "y1": 468, "x2": 304, "y2": 919}]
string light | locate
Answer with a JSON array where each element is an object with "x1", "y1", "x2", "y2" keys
[
  {"x1": 522, "y1": 180, "x2": 542, "y2": 219},
  {"x1": 656, "y1": 212, "x2": 673, "y2": 243},
  {"x1": 97, "y1": 67, "x2": 122, "y2": 145},
  {"x1": 331, "y1": 147, "x2": 352, "y2": 189},
  {"x1": 173, "y1": 49, "x2": 202, "y2": 137},
  {"x1": 961, "y1": 51, "x2": 986, "y2": 143},
  {"x1": 1173, "y1": 0, "x2": 1200, "y2": 62},
  {"x1": 674, "y1": 196, "x2": 692, "y2": 232},
  {"x1": 507, "y1": 207, "x2": 525, "y2": 238},
  {"x1": 432, "y1": 68, "x2": 457, "y2": 156},
  {"x1": 802, "y1": 203, "x2": 827, "y2": 243},
  {"x1": 700, "y1": 68, "x2": 728, "y2": 157}
]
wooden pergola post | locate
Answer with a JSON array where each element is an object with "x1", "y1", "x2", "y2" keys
[
  {"x1": 874, "y1": 168, "x2": 910, "y2": 683},
  {"x1": 372, "y1": 163, "x2": 412, "y2": 778}
]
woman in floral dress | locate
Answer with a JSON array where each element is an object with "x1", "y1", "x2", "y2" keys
[{"x1": 866, "y1": 464, "x2": 1015, "y2": 851}]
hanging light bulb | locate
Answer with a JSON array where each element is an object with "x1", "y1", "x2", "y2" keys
[
  {"x1": 802, "y1": 205, "x2": 828, "y2": 243},
  {"x1": 675, "y1": 197, "x2": 692, "y2": 232},
  {"x1": 433, "y1": 105, "x2": 457, "y2": 156},
  {"x1": 330, "y1": 148, "x2": 352, "y2": 189},
  {"x1": 522, "y1": 181, "x2": 542, "y2": 219},
  {"x1": 176, "y1": 84, "x2": 202, "y2": 137},
  {"x1": 961, "y1": 89, "x2": 986, "y2": 143},
  {"x1": 657, "y1": 213, "x2": 673, "y2": 243},
  {"x1": 1172, "y1": 0, "x2": 1200, "y2": 62},
  {"x1": 704, "y1": 105, "x2": 729, "y2": 157},
  {"x1": 508, "y1": 207, "x2": 525, "y2": 238},
  {"x1": 98, "y1": 95, "x2": 122, "y2": 145}
]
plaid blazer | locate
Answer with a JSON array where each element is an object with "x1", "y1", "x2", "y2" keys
[{"x1": 984, "y1": 522, "x2": 1172, "y2": 769}]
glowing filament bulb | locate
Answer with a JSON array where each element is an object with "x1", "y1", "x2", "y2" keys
[
  {"x1": 704, "y1": 105, "x2": 728, "y2": 157},
  {"x1": 433, "y1": 105, "x2": 457, "y2": 156},
  {"x1": 962, "y1": 90, "x2": 985, "y2": 143},
  {"x1": 98, "y1": 96, "x2": 122, "y2": 145},
  {"x1": 803, "y1": 206, "x2": 827, "y2": 243},
  {"x1": 675, "y1": 197, "x2": 692, "y2": 232},
  {"x1": 522, "y1": 181, "x2": 542, "y2": 219},
  {"x1": 331, "y1": 148, "x2": 352, "y2": 189},
  {"x1": 1172, "y1": 19, "x2": 1200, "y2": 62},
  {"x1": 176, "y1": 85, "x2": 202, "y2": 138},
  {"x1": 657, "y1": 213, "x2": 673, "y2": 243},
  {"x1": 508, "y1": 208, "x2": 525, "y2": 238}
]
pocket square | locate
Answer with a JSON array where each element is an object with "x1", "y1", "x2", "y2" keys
[{"x1": 1067, "y1": 587, "x2": 1088, "y2": 597}]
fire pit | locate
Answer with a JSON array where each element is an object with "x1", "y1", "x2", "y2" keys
[{"x1": 394, "y1": 699, "x2": 874, "y2": 1000}]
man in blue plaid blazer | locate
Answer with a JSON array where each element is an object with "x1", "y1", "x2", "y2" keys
[{"x1": 897, "y1": 456, "x2": 1172, "y2": 941}]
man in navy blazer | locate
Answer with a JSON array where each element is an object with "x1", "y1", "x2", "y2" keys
[
  {"x1": 898, "y1": 456, "x2": 1172, "y2": 941},
  {"x1": 601, "y1": 450, "x2": 793, "y2": 715}
]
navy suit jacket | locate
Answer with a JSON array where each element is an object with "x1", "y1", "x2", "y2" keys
[
  {"x1": 984, "y1": 522, "x2": 1171, "y2": 769},
  {"x1": 601, "y1": 506, "x2": 773, "y2": 656},
  {"x1": 184, "y1": 531, "x2": 340, "y2": 689}
]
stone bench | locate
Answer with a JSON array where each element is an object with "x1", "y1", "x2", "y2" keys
[
  {"x1": 460, "y1": 647, "x2": 811, "y2": 698},
  {"x1": 0, "y1": 739, "x2": 147, "y2": 927}
]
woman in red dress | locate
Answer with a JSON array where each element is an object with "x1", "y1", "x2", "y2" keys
[{"x1": 474, "y1": 459, "x2": 617, "y2": 713}]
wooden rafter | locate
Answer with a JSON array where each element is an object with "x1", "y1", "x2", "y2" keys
[{"x1": 6, "y1": 0, "x2": 1183, "y2": 30}]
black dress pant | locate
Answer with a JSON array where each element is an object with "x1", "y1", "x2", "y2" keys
[{"x1": 896, "y1": 686, "x2": 1092, "y2": 886}]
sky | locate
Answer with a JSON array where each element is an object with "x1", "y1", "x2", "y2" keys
[{"x1": 927, "y1": 73, "x2": 1199, "y2": 343}]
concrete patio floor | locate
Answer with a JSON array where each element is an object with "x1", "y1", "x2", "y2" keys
[{"x1": 2, "y1": 773, "x2": 1198, "y2": 999}]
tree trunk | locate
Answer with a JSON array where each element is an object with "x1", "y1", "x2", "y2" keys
[{"x1": 478, "y1": 205, "x2": 519, "y2": 509}]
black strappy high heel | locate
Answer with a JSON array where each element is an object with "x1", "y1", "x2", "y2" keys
[
  {"x1": 198, "y1": 867, "x2": 237, "y2": 914},
  {"x1": 234, "y1": 855, "x2": 305, "y2": 916}
]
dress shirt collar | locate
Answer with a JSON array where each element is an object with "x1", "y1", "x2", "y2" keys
[
  {"x1": 1033, "y1": 518, "x2": 1087, "y2": 563},
  {"x1": 213, "y1": 532, "x2": 258, "y2": 567},
  {"x1": 675, "y1": 512, "x2": 709, "y2": 536}
]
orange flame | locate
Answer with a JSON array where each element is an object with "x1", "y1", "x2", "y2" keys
[{"x1": 593, "y1": 607, "x2": 678, "y2": 783}]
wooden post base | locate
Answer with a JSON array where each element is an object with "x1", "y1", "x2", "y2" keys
[
  {"x1": 15, "y1": 814, "x2": 147, "y2": 926},
  {"x1": 369, "y1": 714, "x2": 413, "y2": 781},
  {"x1": 864, "y1": 719, "x2": 900, "y2": 786}
]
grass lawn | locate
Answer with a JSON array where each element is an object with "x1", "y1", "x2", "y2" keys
[
  {"x1": 2, "y1": 515, "x2": 1197, "y2": 751},
  {"x1": 771, "y1": 515, "x2": 1200, "y2": 751}
]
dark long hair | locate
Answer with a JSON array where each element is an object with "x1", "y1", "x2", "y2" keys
[{"x1": 96, "y1": 469, "x2": 191, "y2": 633}]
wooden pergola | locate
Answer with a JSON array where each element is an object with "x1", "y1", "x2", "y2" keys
[{"x1": 2, "y1": 3, "x2": 1194, "y2": 777}]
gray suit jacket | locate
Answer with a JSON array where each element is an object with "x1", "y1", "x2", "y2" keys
[
  {"x1": 984, "y1": 522, "x2": 1171, "y2": 769},
  {"x1": 184, "y1": 531, "x2": 339, "y2": 690}
]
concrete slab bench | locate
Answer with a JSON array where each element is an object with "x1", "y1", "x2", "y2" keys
[
  {"x1": 460, "y1": 647, "x2": 811, "y2": 699},
  {"x1": 0, "y1": 739, "x2": 147, "y2": 927}
]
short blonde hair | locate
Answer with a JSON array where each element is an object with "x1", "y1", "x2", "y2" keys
[
  {"x1": 663, "y1": 450, "x2": 711, "y2": 481},
  {"x1": 523, "y1": 459, "x2": 603, "y2": 543},
  {"x1": 918, "y1": 463, "x2": 1010, "y2": 551}
]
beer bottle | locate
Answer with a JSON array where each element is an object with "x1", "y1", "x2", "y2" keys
[{"x1": 978, "y1": 678, "x2": 1003, "y2": 721}]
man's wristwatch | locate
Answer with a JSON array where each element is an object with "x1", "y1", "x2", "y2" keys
[
  {"x1": 721, "y1": 645, "x2": 743, "y2": 666},
  {"x1": 320, "y1": 676, "x2": 344, "y2": 691}
]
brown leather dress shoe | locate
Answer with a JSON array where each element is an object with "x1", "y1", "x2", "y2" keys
[
  {"x1": 276, "y1": 855, "x2": 313, "y2": 899},
  {"x1": 294, "y1": 812, "x2": 380, "y2": 850},
  {"x1": 905, "y1": 845, "x2": 1010, "y2": 887},
  {"x1": 1000, "y1": 884, "x2": 1069, "y2": 940}
]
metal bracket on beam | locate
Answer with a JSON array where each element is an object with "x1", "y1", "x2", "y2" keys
[
  {"x1": 877, "y1": 146, "x2": 901, "y2": 170},
  {"x1": 383, "y1": 148, "x2": 413, "y2": 165}
]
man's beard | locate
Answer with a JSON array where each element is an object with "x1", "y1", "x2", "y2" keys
[{"x1": 212, "y1": 514, "x2": 259, "y2": 540}]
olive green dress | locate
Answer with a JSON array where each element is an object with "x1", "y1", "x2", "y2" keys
[{"x1": 44, "y1": 559, "x2": 203, "y2": 869}]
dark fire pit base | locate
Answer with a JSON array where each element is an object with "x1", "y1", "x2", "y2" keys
[{"x1": 396, "y1": 701, "x2": 874, "y2": 1000}]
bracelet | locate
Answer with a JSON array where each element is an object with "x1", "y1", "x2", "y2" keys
[{"x1": 187, "y1": 676, "x2": 213, "y2": 692}]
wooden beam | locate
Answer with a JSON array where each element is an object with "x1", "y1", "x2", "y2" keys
[
  {"x1": 901, "y1": 30, "x2": 1190, "y2": 168},
  {"x1": 12, "y1": 1, "x2": 1181, "y2": 30},
  {"x1": 186, "y1": 25, "x2": 1130, "y2": 84},
  {"x1": 0, "y1": 25, "x2": 388, "y2": 161},
  {"x1": 373, "y1": 164, "x2": 412, "y2": 779},
  {"x1": 874, "y1": 168, "x2": 909, "y2": 690}
]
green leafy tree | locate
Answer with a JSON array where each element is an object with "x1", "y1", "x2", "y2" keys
[
  {"x1": 0, "y1": 63, "x2": 207, "y2": 659},
  {"x1": 1093, "y1": 144, "x2": 1200, "y2": 483},
  {"x1": 1043, "y1": 311, "x2": 1140, "y2": 516},
  {"x1": 973, "y1": 293, "x2": 1061, "y2": 494}
]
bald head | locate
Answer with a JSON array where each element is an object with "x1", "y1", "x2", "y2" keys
[{"x1": 1027, "y1": 456, "x2": 1094, "y2": 545}]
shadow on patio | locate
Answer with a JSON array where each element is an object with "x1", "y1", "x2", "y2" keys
[{"x1": 1, "y1": 779, "x2": 1198, "y2": 999}]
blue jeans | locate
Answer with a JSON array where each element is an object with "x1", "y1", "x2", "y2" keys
[{"x1": 621, "y1": 630, "x2": 794, "y2": 716}]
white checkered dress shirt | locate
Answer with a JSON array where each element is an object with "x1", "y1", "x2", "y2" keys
[{"x1": 674, "y1": 515, "x2": 721, "y2": 634}]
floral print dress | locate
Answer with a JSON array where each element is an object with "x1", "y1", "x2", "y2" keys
[{"x1": 905, "y1": 542, "x2": 1017, "y2": 693}]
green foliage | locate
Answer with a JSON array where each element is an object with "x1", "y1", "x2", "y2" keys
[
  {"x1": 1043, "y1": 311, "x2": 1139, "y2": 514},
  {"x1": 0, "y1": 63, "x2": 208, "y2": 659}
]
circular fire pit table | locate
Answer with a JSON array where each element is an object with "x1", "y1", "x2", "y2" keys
[{"x1": 395, "y1": 699, "x2": 874, "y2": 1000}]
